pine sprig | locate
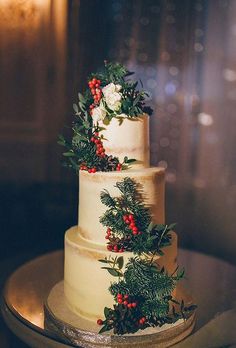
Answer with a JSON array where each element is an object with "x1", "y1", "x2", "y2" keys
[
  {"x1": 99, "y1": 178, "x2": 172, "y2": 254},
  {"x1": 98, "y1": 256, "x2": 196, "y2": 334}
]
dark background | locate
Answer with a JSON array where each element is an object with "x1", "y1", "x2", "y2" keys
[
  {"x1": 1, "y1": 0, "x2": 235, "y2": 263},
  {"x1": 0, "y1": 0, "x2": 236, "y2": 346}
]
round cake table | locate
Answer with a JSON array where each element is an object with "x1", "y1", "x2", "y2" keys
[{"x1": 1, "y1": 249, "x2": 236, "y2": 348}]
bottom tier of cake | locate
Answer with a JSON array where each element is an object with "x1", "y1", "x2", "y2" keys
[{"x1": 64, "y1": 226, "x2": 178, "y2": 322}]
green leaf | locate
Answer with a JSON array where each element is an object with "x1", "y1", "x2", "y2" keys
[
  {"x1": 98, "y1": 259, "x2": 108, "y2": 264},
  {"x1": 63, "y1": 152, "x2": 76, "y2": 157},
  {"x1": 167, "y1": 223, "x2": 177, "y2": 231},
  {"x1": 98, "y1": 325, "x2": 109, "y2": 334},
  {"x1": 108, "y1": 269, "x2": 122, "y2": 277},
  {"x1": 78, "y1": 92, "x2": 85, "y2": 103},
  {"x1": 133, "y1": 95, "x2": 140, "y2": 106},
  {"x1": 104, "y1": 307, "x2": 110, "y2": 318},
  {"x1": 117, "y1": 256, "x2": 124, "y2": 270},
  {"x1": 101, "y1": 267, "x2": 122, "y2": 277},
  {"x1": 124, "y1": 158, "x2": 136, "y2": 164},
  {"x1": 73, "y1": 103, "x2": 79, "y2": 114},
  {"x1": 79, "y1": 101, "x2": 86, "y2": 112}
]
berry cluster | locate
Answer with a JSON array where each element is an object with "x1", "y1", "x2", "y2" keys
[
  {"x1": 80, "y1": 165, "x2": 97, "y2": 173},
  {"x1": 88, "y1": 78, "x2": 102, "y2": 113},
  {"x1": 90, "y1": 132, "x2": 106, "y2": 158},
  {"x1": 96, "y1": 294, "x2": 147, "y2": 328},
  {"x1": 116, "y1": 294, "x2": 137, "y2": 309},
  {"x1": 123, "y1": 214, "x2": 142, "y2": 235},
  {"x1": 106, "y1": 228, "x2": 125, "y2": 253}
]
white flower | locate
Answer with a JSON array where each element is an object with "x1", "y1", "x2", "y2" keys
[
  {"x1": 92, "y1": 103, "x2": 107, "y2": 123},
  {"x1": 102, "y1": 83, "x2": 121, "y2": 97},
  {"x1": 105, "y1": 92, "x2": 121, "y2": 111},
  {"x1": 102, "y1": 83, "x2": 122, "y2": 111}
]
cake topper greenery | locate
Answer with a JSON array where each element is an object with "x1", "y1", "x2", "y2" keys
[
  {"x1": 99, "y1": 177, "x2": 174, "y2": 253},
  {"x1": 58, "y1": 61, "x2": 152, "y2": 173},
  {"x1": 97, "y1": 178, "x2": 197, "y2": 334}
]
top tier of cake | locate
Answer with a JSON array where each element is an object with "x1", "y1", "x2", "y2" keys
[{"x1": 98, "y1": 114, "x2": 150, "y2": 168}]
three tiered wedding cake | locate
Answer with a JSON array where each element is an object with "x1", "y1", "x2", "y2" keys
[{"x1": 57, "y1": 62, "x2": 196, "y2": 338}]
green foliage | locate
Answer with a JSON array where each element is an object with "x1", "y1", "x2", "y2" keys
[
  {"x1": 89, "y1": 61, "x2": 153, "y2": 120},
  {"x1": 98, "y1": 256, "x2": 124, "y2": 277},
  {"x1": 58, "y1": 62, "x2": 149, "y2": 173},
  {"x1": 99, "y1": 177, "x2": 172, "y2": 253},
  {"x1": 99, "y1": 256, "x2": 196, "y2": 334}
]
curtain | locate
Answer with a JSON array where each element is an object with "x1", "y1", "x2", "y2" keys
[{"x1": 70, "y1": 0, "x2": 236, "y2": 262}]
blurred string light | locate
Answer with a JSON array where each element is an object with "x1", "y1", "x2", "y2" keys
[
  {"x1": 198, "y1": 112, "x2": 214, "y2": 126},
  {"x1": 222, "y1": 68, "x2": 236, "y2": 82},
  {"x1": 165, "y1": 82, "x2": 177, "y2": 95}
]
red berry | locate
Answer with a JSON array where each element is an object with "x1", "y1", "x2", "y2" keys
[
  {"x1": 92, "y1": 78, "x2": 97, "y2": 84},
  {"x1": 117, "y1": 298, "x2": 123, "y2": 304},
  {"x1": 128, "y1": 214, "x2": 134, "y2": 221},
  {"x1": 124, "y1": 295, "x2": 129, "y2": 300},
  {"x1": 105, "y1": 235, "x2": 109, "y2": 239},
  {"x1": 88, "y1": 169, "x2": 92, "y2": 173},
  {"x1": 113, "y1": 245, "x2": 119, "y2": 252},
  {"x1": 91, "y1": 137, "x2": 95, "y2": 142},
  {"x1": 133, "y1": 231, "x2": 138, "y2": 235},
  {"x1": 123, "y1": 300, "x2": 128, "y2": 306},
  {"x1": 94, "y1": 139, "x2": 99, "y2": 144},
  {"x1": 132, "y1": 302, "x2": 137, "y2": 308},
  {"x1": 96, "y1": 150, "x2": 100, "y2": 155},
  {"x1": 91, "y1": 88, "x2": 96, "y2": 95},
  {"x1": 125, "y1": 219, "x2": 130, "y2": 225},
  {"x1": 91, "y1": 168, "x2": 96, "y2": 173},
  {"x1": 107, "y1": 228, "x2": 111, "y2": 235},
  {"x1": 94, "y1": 132, "x2": 99, "y2": 137},
  {"x1": 132, "y1": 226, "x2": 138, "y2": 232},
  {"x1": 97, "y1": 319, "x2": 103, "y2": 325},
  {"x1": 97, "y1": 79, "x2": 101, "y2": 85},
  {"x1": 139, "y1": 317, "x2": 146, "y2": 324},
  {"x1": 119, "y1": 248, "x2": 124, "y2": 253},
  {"x1": 128, "y1": 303, "x2": 132, "y2": 309},
  {"x1": 129, "y1": 222, "x2": 135, "y2": 228},
  {"x1": 116, "y1": 166, "x2": 122, "y2": 171},
  {"x1": 123, "y1": 215, "x2": 128, "y2": 221},
  {"x1": 117, "y1": 293, "x2": 123, "y2": 299},
  {"x1": 107, "y1": 245, "x2": 113, "y2": 251}
]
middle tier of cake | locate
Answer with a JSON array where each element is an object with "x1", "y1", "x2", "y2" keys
[{"x1": 78, "y1": 167, "x2": 165, "y2": 245}]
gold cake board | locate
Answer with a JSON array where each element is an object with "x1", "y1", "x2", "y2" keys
[{"x1": 44, "y1": 281, "x2": 196, "y2": 347}]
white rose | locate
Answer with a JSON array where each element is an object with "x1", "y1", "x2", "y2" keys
[
  {"x1": 91, "y1": 103, "x2": 107, "y2": 123},
  {"x1": 102, "y1": 83, "x2": 121, "y2": 97},
  {"x1": 105, "y1": 92, "x2": 121, "y2": 111}
]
